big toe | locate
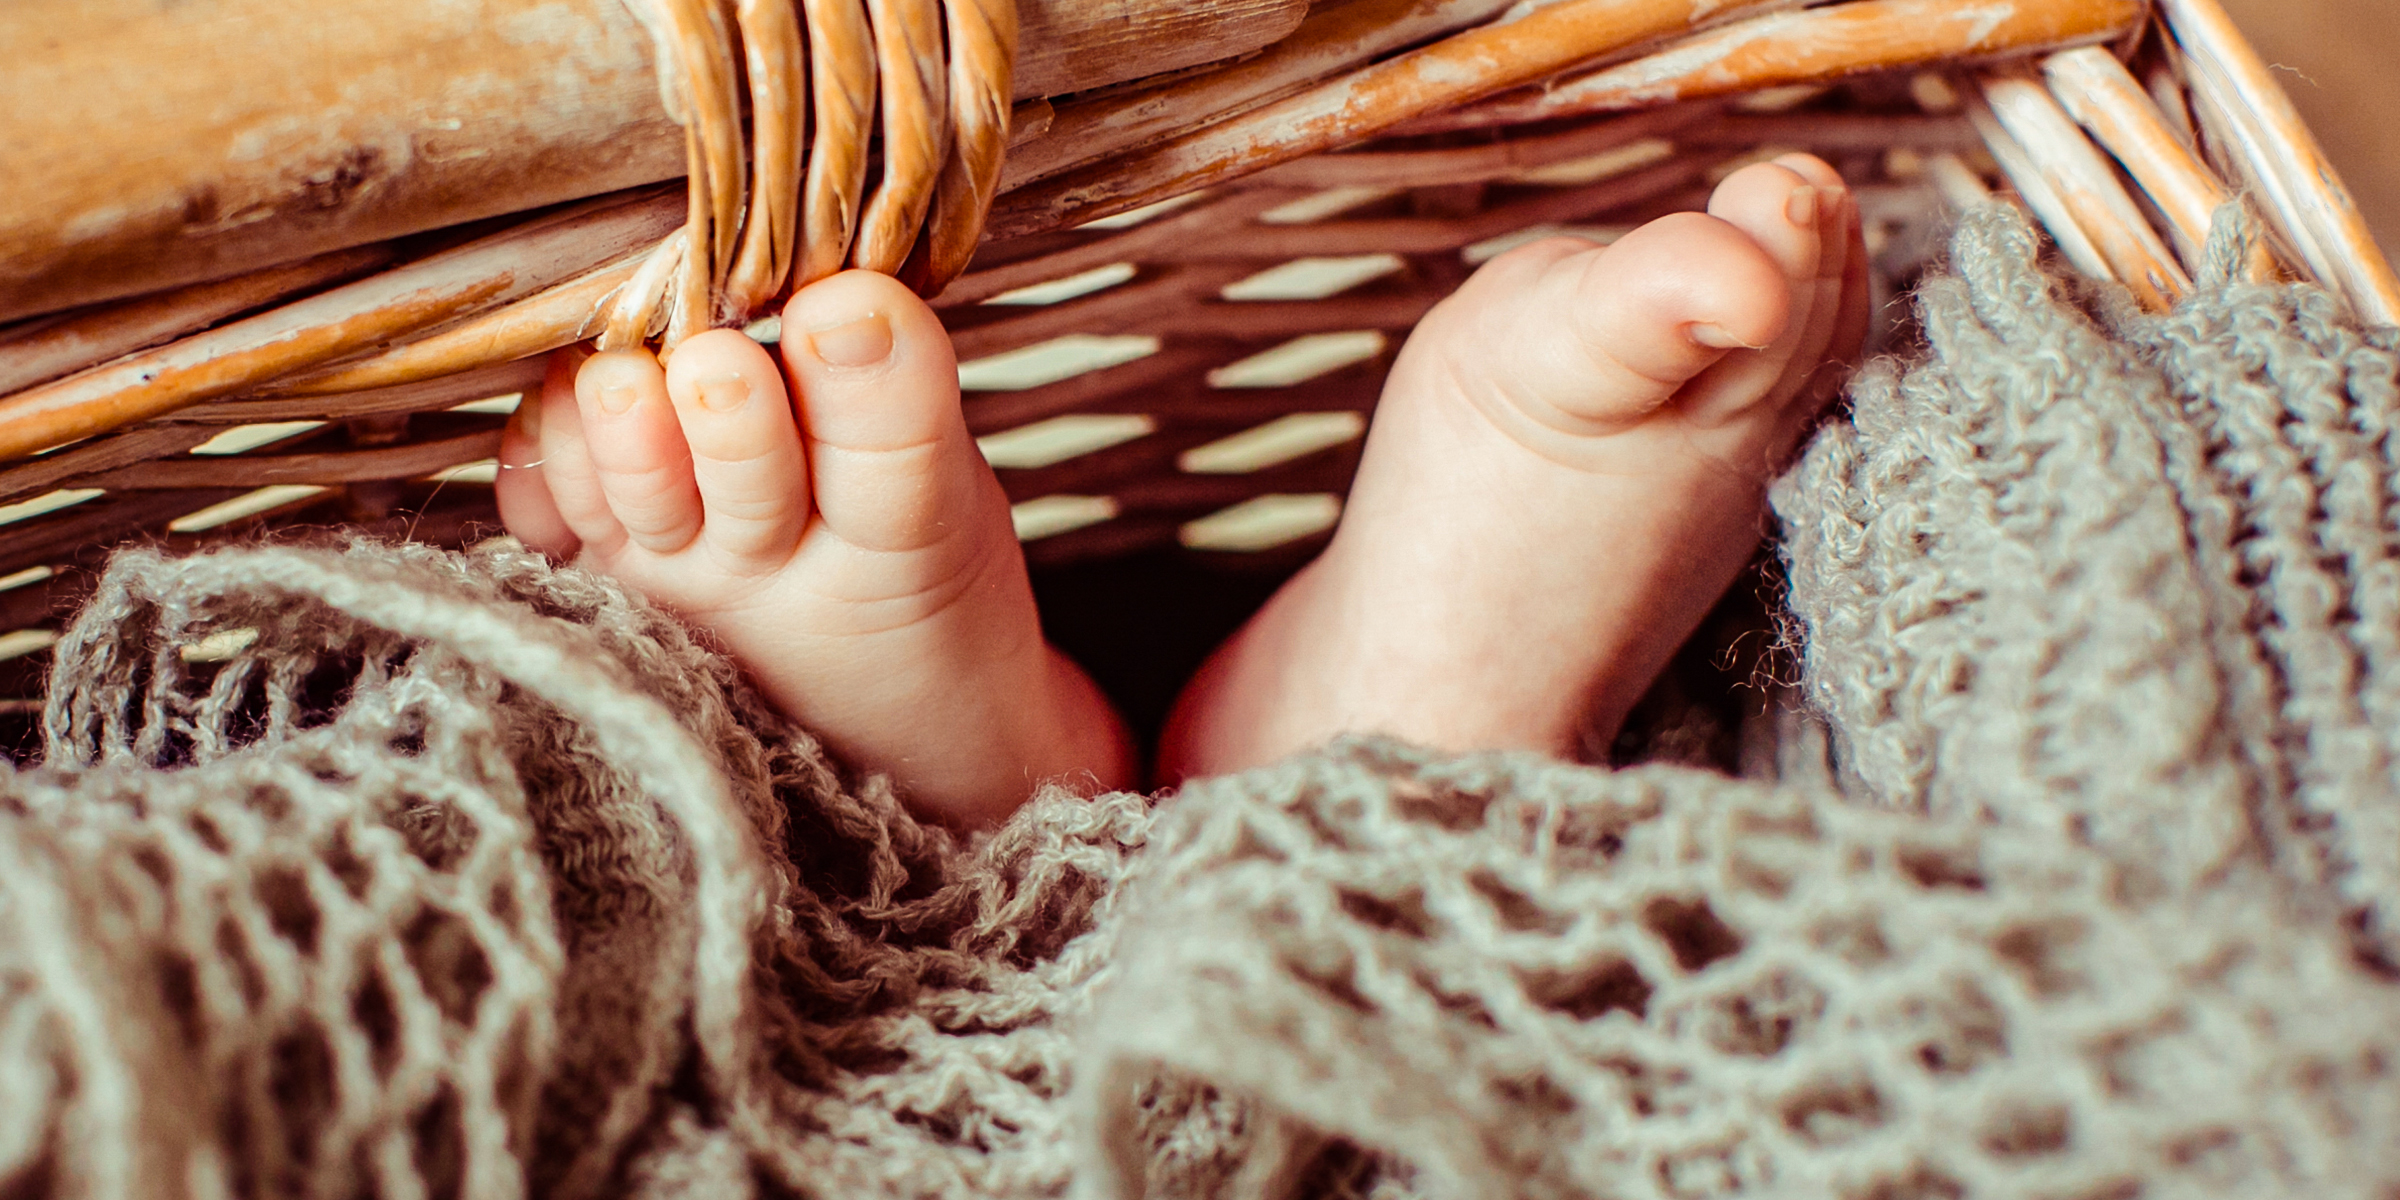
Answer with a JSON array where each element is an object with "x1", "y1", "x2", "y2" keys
[
  {"x1": 777, "y1": 270, "x2": 1007, "y2": 556},
  {"x1": 1410, "y1": 213, "x2": 1792, "y2": 449},
  {"x1": 1680, "y1": 155, "x2": 1855, "y2": 425}
]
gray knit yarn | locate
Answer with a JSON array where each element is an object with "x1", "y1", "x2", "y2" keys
[
  {"x1": 1777, "y1": 205, "x2": 2400, "y2": 960},
  {"x1": 3, "y1": 205, "x2": 2398, "y2": 1200}
]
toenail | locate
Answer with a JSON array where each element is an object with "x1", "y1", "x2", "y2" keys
[
  {"x1": 693, "y1": 372, "x2": 751, "y2": 412},
  {"x1": 1786, "y1": 186, "x2": 1819, "y2": 227},
  {"x1": 806, "y1": 311, "x2": 893, "y2": 368},
  {"x1": 1688, "y1": 323, "x2": 1763, "y2": 351},
  {"x1": 596, "y1": 383, "x2": 639, "y2": 414}
]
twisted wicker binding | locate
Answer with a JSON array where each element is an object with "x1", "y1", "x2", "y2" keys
[
  {"x1": 0, "y1": 0, "x2": 2393, "y2": 686},
  {"x1": 597, "y1": 0, "x2": 1016, "y2": 348}
]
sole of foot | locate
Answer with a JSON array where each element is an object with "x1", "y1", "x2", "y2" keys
[
  {"x1": 1158, "y1": 154, "x2": 1869, "y2": 782},
  {"x1": 496, "y1": 270, "x2": 1133, "y2": 825}
]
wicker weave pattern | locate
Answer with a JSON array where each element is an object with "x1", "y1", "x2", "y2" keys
[{"x1": 0, "y1": 0, "x2": 2394, "y2": 690}]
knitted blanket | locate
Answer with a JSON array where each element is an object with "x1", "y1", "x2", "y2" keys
[{"x1": 4, "y1": 206, "x2": 2397, "y2": 1200}]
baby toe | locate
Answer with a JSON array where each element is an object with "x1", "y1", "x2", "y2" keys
[
  {"x1": 576, "y1": 349, "x2": 704, "y2": 554},
  {"x1": 664, "y1": 328, "x2": 812, "y2": 569},
  {"x1": 1676, "y1": 157, "x2": 1854, "y2": 429},
  {"x1": 779, "y1": 271, "x2": 1002, "y2": 556},
  {"x1": 1411, "y1": 213, "x2": 1789, "y2": 445},
  {"x1": 1707, "y1": 160, "x2": 1830, "y2": 307},
  {"x1": 494, "y1": 350, "x2": 586, "y2": 559}
]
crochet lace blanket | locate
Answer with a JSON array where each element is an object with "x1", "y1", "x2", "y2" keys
[{"x1": 4, "y1": 207, "x2": 2398, "y2": 1200}]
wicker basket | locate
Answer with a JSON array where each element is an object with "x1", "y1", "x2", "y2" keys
[{"x1": 0, "y1": 0, "x2": 2391, "y2": 711}]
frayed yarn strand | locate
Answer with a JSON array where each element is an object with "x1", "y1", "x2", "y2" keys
[{"x1": 5, "y1": 206, "x2": 2400, "y2": 1200}]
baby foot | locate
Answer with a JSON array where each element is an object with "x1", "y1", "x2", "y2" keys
[
  {"x1": 1159, "y1": 155, "x2": 1868, "y2": 780},
  {"x1": 495, "y1": 271, "x2": 1133, "y2": 824}
]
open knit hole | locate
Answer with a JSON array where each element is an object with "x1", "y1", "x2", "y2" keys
[
  {"x1": 1844, "y1": 1163, "x2": 1965, "y2": 1200},
  {"x1": 1907, "y1": 979, "x2": 2008, "y2": 1076},
  {"x1": 1991, "y1": 917, "x2": 2088, "y2": 996},
  {"x1": 409, "y1": 1084, "x2": 471, "y2": 1197},
  {"x1": 402, "y1": 910, "x2": 496, "y2": 1027},
  {"x1": 1469, "y1": 869, "x2": 1567, "y2": 934},
  {"x1": 1520, "y1": 958, "x2": 1652, "y2": 1022},
  {"x1": 1695, "y1": 970, "x2": 1827, "y2": 1058},
  {"x1": 1639, "y1": 896, "x2": 1744, "y2": 973},
  {"x1": 1545, "y1": 806, "x2": 1631, "y2": 868},
  {"x1": 1287, "y1": 951, "x2": 1376, "y2": 1015},
  {"x1": 2164, "y1": 1127, "x2": 2243, "y2": 1175},
  {"x1": 1486, "y1": 1071, "x2": 1577, "y2": 1114},
  {"x1": 252, "y1": 864, "x2": 320, "y2": 957},
  {"x1": 353, "y1": 968, "x2": 404, "y2": 1076},
  {"x1": 158, "y1": 951, "x2": 204, "y2": 1043},
  {"x1": 1388, "y1": 780, "x2": 1492, "y2": 831},
  {"x1": 1809, "y1": 914, "x2": 1891, "y2": 965},
  {"x1": 1977, "y1": 1102, "x2": 2071, "y2": 1158},
  {"x1": 1780, "y1": 1075, "x2": 1887, "y2": 1146},
  {"x1": 1657, "y1": 1140, "x2": 1754, "y2": 1197},
  {"x1": 268, "y1": 1025, "x2": 338, "y2": 1135},
  {"x1": 1895, "y1": 841, "x2": 1985, "y2": 891},
  {"x1": 1337, "y1": 888, "x2": 1434, "y2": 939},
  {"x1": 1420, "y1": 967, "x2": 1499, "y2": 1030},
  {"x1": 2056, "y1": 1183, "x2": 2141, "y2": 1200}
]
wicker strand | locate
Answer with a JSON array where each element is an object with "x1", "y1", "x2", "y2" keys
[
  {"x1": 606, "y1": 0, "x2": 1011, "y2": 351},
  {"x1": 801, "y1": 0, "x2": 881, "y2": 287},
  {"x1": 923, "y1": 0, "x2": 1019, "y2": 291}
]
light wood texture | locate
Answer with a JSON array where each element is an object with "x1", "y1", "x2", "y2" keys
[
  {"x1": 1421, "y1": 0, "x2": 2146, "y2": 130},
  {"x1": 0, "y1": 194, "x2": 683, "y2": 460},
  {"x1": 1965, "y1": 89, "x2": 2117, "y2": 283},
  {"x1": 999, "y1": 0, "x2": 1525, "y2": 190},
  {"x1": 0, "y1": 247, "x2": 394, "y2": 397},
  {"x1": 2041, "y1": 47, "x2": 2276, "y2": 281},
  {"x1": 76, "y1": 430, "x2": 504, "y2": 492},
  {"x1": 2213, "y1": 0, "x2": 2398, "y2": 263},
  {"x1": 178, "y1": 360, "x2": 551, "y2": 425},
  {"x1": 988, "y1": 0, "x2": 1795, "y2": 239},
  {"x1": 2160, "y1": 0, "x2": 2400, "y2": 324},
  {"x1": 0, "y1": 0, "x2": 1309, "y2": 324},
  {"x1": 926, "y1": 0, "x2": 1022, "y2": 288},
  {"x1": 856, "y1": 0, "x2": 952, "y2": 273},
  {"x1": 267, "y1": 256, "x2": 650, "y2": 396},
  {"x1": 1978, "y1": 69, "x2": 2190, "y2": 311}
]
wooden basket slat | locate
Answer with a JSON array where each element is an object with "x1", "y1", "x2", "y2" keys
[{"x1": 0, "y1": 0, "x2": 2392, "y2": 674}]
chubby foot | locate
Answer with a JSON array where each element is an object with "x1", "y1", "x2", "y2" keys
[
  {"x1": 1159, "y1": 155, "x2": 1868, "y2": 780},
  {"x1": 496, "y1": 271, "x2": 1133, "y2": 824}
]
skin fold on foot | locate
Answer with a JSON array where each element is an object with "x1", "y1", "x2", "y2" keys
[
  {"x1": 1158, "y1": 154, "x2": 1870, "y2": 783},
  {"x1": 495, "y1": 270, "x2": 1134, "y2": 826}
]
